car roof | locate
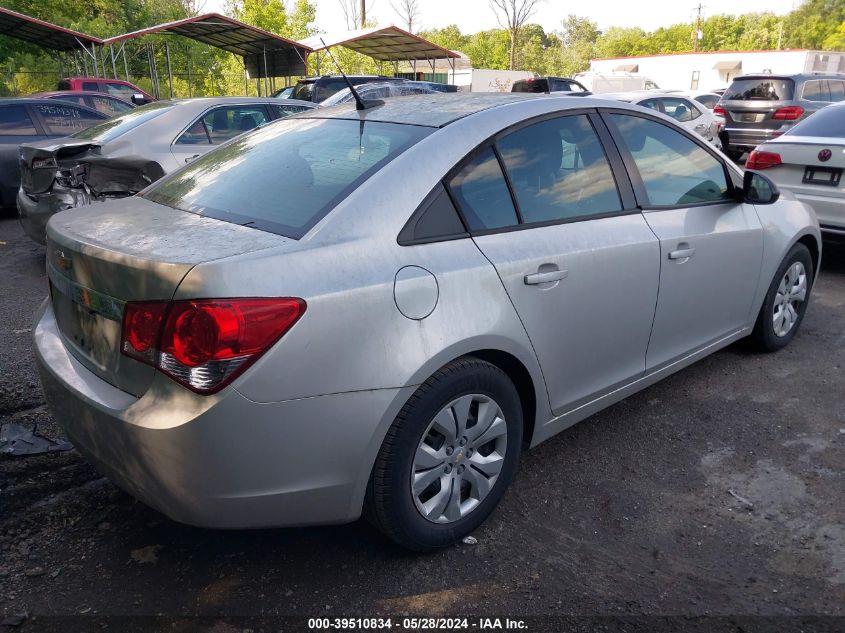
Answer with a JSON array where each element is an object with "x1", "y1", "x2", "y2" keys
[
  {"x1": 160, "y1": 96, "x2": 316, "y2": 108},
  {"x1": 31, "y1": 90, "x2": 131, "y2": 101},
  {"x1": 303, "y1": 93, "x2": 560, "y2": 127},
  {"x1": 734, "y1": 73, "x2": 845, "y2": 81}
]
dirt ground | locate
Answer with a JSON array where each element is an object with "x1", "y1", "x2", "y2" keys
[{"x1": 1, "y1": 214, "x2": 844, "y2": 632}]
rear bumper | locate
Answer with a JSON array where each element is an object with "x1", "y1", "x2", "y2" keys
[
  {"x1": 721, "y1": 125, "x2": 793, "y2": 151},
  {"x1": 17, "y1": 187, "x2": 56, "y2": 245},
  {"x1": 34, "y1": 299, "x2": 413, "y2": 529}
]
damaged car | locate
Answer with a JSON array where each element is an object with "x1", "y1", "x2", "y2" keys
[{"x1": 17, "y1": 96, "x2": 316, "y2": 243}]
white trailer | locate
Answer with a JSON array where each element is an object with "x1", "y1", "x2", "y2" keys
[{"x1": 589, "y1": 50, "x2": 845, "y2": 93}]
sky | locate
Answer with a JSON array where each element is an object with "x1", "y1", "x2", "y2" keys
[{"x1": 202, "y1": 0, "x2": 800, "y2": 35}]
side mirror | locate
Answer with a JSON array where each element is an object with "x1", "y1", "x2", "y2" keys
[
  {"x1": 743, "y1": 170, "x2": 780, "y2": 205},
  {"x1": 131, "y1": 94, "x2": 146, "y2": 105}
]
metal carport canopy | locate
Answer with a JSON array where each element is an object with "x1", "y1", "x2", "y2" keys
[
  {"x1": 102, "y1": 13, "x2": 312, "y2": 78},
  {"x1": 0, "y1": 6, "x2": 103, "y2": 51},
  {"x1": 299, "y1": 26, "x2": 459, "y2": 62}
]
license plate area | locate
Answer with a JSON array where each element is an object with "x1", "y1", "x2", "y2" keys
[{"x1": 803, "y1": 166, "x2": 842, "y2": 187}]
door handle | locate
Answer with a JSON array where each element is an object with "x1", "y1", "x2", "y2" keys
[
  {"x1": 185, "y1": 154, "x2": 200, "y2": 163},
  {"x1": 668, "y1": 247, "x2": 695, "y2": 260},
  {"x1": 524, "y1": 269, "x2": 569, "y2": 285}
]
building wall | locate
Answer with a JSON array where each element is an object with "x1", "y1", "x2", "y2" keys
[{"x1": 589, "y1": 50, "x2": 845, "y2": 93}]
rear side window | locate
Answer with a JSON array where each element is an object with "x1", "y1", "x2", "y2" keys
[
  {"x1": 291, "y1": 82, "x2": 314, "y2": 101},
  {"x1": 512, "y1": 80, "x2": 547, "y2": 94},
  {"x1": 786, "y1": 104, "x2": 845, "y2": 138},
  {"x1": 830, "y1": 81, "x2": 845, "y2": 101},
  {"x1": 724, "y1": 78, "x2": 794, "y2": 101},
  {"x1": 82, "y1": 81, "x2": 99, "y2": 91},
  {"x1": 607, "y1": 114, "x2": 730, "y2": 207},
  {"x1": 694, "y1": 94, "x2": 718, "y2": 109},
  {"x1": 33, "y1": 103, "x2": 103, "y2": 135},
  {"x1": 447, "y1": 147, "x2": 518, "y2": 231},
  {"x1": 90, "y1": 95, "x2": 133, "y2": 116},
  {"x1": 47, "y1": 94, "x2": 86, "y2": 107},
  {"x1": 270, "y1": 104, "x2": 310, "y2": 118},
  {"x1": 802, "y1": 80, "x2": 830, "y2": 102},
  {"x1": 145, "y1": 118, "x2": 431, "y2": 239},
  {"x1": 0, "y1": 105, "x2": 37, "y2": 135},
  {"x1": 105, "y1": 82, "x2": 136, "y2": 100},
  {"x1": 496, "y1": 114, "x2": 622, "y2": 223},
  {"x1": 200, "y1": 106, "x2": 269, "y2": 144}
]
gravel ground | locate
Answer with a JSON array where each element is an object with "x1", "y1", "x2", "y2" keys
[{"x1": 1, "y1": 214, "x2": 844, "y2": 632}]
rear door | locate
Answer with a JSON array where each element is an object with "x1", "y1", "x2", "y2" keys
[
  {"x1": 0, "y1": 104, "x2": 45, "y2": 205},
  {"x1": 603, "y1": 110, "x2": 764, "y2": 370},
  {"x1": 448, "y1": 111, "x2": 660, "y2": 415}
]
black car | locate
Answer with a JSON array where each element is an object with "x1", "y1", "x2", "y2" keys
[
  {"x1": 0, "y1": 99, "x2": 107, "y2": 210},
  {"x1": 512, "y1": 76, "x2": 590, "y2": 94},
  {"x1": 289, "y1": 75, "x2": 406, "y2": 103}
]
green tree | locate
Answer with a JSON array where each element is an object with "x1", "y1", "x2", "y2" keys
[{"x1": 782, "y1": 0, "x2": 845, "y2": 49}]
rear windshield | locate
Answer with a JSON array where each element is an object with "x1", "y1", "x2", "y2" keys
[
  {"x1": 512, "y1": 80, "x2": 547, "y2": 93},
  {"x1": 144, "y1": 117, "x2": 432, "y2": 239},
  {"x1": 785, "y1": 104, "x2": 845, "y2": 138},
  {"x1": 724, "y1": 78, "x2": 794, "y2": 101},
  {"x1": 70, "y1": 101, "x2": 173, "y2": 143},
  {"x1": 290, "y1": 82, "x2": 314, "y2": 101}
]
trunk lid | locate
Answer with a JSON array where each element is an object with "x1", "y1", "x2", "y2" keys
[
  {"x1": 46, "y1": 197, "x2": 289, "y2": 396},
  {"x1": 20, "y1": 139, "x2": 99, "y2": 194}
]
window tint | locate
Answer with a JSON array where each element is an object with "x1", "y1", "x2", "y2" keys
[
  {"x1": 145, "y1": 118, "x2": 430, "y2": 239},
  {"x1": 201, "y1": 106, "x2": 268, "y2": 144},
  {"x1": 447, "y1": 147, "x2": 518, "y2": 231},
  {"x1": 82, "y1": 82, "x2": 99, "y2": 91},
  {"x1": 607, "y1": 114, "x2": 731, "y2": 207},
  {"x1": 33, "y1": 103, "x2": 103, "y2": 135},
  {"x1": 785, "y1": 104, "x2": 845, "y2": 138},
  {"x1": 290, "y1": 81, "x2": 314, "y2": 101},
  {"x1": 90, "y1": 95, "x2": 133, "y2": 116},
  {"x1": 661, "y1": 98, "x2": 700, "y2": 122},
  {"x1": 0, "y1": 105, "x2": 36, "y2": 135},
  {"x1": 497, "y1": 114, "x2": 622, "y2": 223},
  {"x1": 724, "y1": 78, "x2": 794, "y2": 101},
  {"x1": 693, "y1": 94, "x2": 718, "y2": 109},
  {"x1": 174, "y1": 118, "x2": 211, "y2": 145},
  {"x1": 398, "y1": 183, "x2": 466, "y2": 244},
  {"x1": 270, "y1": 104, "x2": 310, "y2": 118},
  {"x1": 803, "y1": 80, "x2": 830, "y2": 102},
  {"x1": 105, "y1": 82, "x2": 136, "y2": 100}
]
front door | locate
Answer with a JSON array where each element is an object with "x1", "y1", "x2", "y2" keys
[
  {"x1": 446, "y1": 112, "x2": 660, "y2": 415},
  {"x1": 602, "y1": 111, "x2": 764, "y2": 370}
]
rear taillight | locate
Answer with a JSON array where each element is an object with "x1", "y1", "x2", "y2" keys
[
  {"x1": 713, "y1": 105, "x2": 726, "y2": 117},
  {"x1": 746, "y1": 150, "x2": 782, "y2": 170},
  {"x1": 772, "y1": 106, "x2": 804, "y2": 121},
  {"x1": 121, "y1": 298, "x2": 305, "y2": 394}
]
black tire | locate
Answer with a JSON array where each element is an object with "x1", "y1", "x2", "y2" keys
[
  {"x1": 749, "y1": 242, "x2": 814, "y2": 352},
  {"x1": 365, "y1": 357, "x2": 522, "y2": 551}
]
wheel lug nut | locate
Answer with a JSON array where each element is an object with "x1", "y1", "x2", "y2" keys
[
  {"x1": 459, "y1": 437, "x2": 467, "y2": 446},
  {"x1": 444, "y1": 464, "x2": 452, "y2": 473},
  {"x1": 457, "y1": 465, "x2": 465, "y2": 474},
  {"x1": 466, "y1": 448, "x2": 473, "y2": 457},
  {"x1": 445, "y1": 446, "x2": 454, "y2": 456}
]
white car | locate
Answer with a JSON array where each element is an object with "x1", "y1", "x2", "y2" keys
[
  {"x1": 746, "y1": 101, "x2": 845, "y2": 237},
  {"x1": 600, "y1": 91, "x2": 722, "y2": 148}
]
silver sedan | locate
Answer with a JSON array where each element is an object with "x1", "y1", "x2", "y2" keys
[
  {"x1": 34, "y1": 94, "x2": 820, "y2": 550},
  {"x1": 600, "y1": 91, "x2": 722, "y2": 147},
  {"x1": 17, "y1": 96, "x2": 316, "y2": 243}
]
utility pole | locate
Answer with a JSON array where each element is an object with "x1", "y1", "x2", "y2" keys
[
  {"x1": 360, "y1": 0, "x2": 366, "y2": 28},
  {"x1": 693, "y1": 3, "x2": 704, "y2": 52}
]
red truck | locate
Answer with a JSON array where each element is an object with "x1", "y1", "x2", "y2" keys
[{"x1": 57, "y1": 77, "x2": 155, "y2": 104}]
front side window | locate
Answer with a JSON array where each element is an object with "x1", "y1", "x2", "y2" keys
[
  {"x1": 496, "y1": 114, "x2": 622, "y2": 223},
  {"x1": 105, "y1": 82, "x2": 136, "y2": 100},
  {"x1": 607, "y1": 113, "x2": 731, "y2": 207},
  {"x1": 145, "y1": 118, "x2": 431, "y2": 239},
  {"x1": 82, "y1": 81, "x2": 99, "y2": 91},
  {"x1": 661, "y1": 98, "x2": 701, "y2": 122},
  {"x1": 201, "y1": 106, "x2": 269, "y2": 144},
  {"x1": 447, "y1": 147, "x2": 518, "y2": 231},
  {"x1": 0, "y1": 105, "x2": 36, "y2": 135},
  {"x1": 91, "y1": 95, "x2": 133, "y2": 116},
  {"x1": 33, "y1": 103, "x2": 103, "y2": 135},
  {"x1": 638, "y1": 99, "x2": 660, "y2": 111},
  {"x1": 694, "y1": 94, "x2": 718, "y2": 110}
]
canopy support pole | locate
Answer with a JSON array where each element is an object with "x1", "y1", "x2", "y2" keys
[
  {"x1": 110, "y1": 44, "x2": 118, "y2": 79},
  {"x1": 165, "y1": 42, "x2": 174, "y2": 98},
  {"x1": 263, "y1": 44, "x2": 269, "y2": 97},
  {"x1": 187, "y1": 46, "x2": 192, "y2": 97}
]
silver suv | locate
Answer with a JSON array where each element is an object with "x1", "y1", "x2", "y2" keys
[{"x1": 717, "y1": 72, "x2": 845, "y2": 159}]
